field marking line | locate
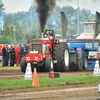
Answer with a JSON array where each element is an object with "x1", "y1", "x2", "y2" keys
[
  {"x1": 1, "y1": 95, "x2": 99, "y2": 100},
  {"x1": 0, "y1": 94, "x2": 67, "y2": 100},
  {"x1": 0, "y1": 75, "x2": 24, "y2": 77},
  {"x1": 0, "y1": 86, "x2": 97, "y2": 97}
]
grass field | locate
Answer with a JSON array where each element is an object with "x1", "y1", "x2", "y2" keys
[
  {"x1": 0, "y1": 75, "x2": 100, "y2": 90},
  {"x1": 0, "y1": 63, "x2": 20, "y2": 70}
]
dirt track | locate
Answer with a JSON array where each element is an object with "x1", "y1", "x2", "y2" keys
[
  {"x1": 0, "y1": 69, "x2": 99, "y2": 100},
  {"x1": 0, "y1": 69, "x2": 93, "y2": 80},
  {"x1": 0, "y1": 86, "x2": 100, "y2": 100}
]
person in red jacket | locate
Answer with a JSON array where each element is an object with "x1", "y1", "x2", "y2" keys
[{"x1": 15, "y1": 44, "x2": 20, "y2": 66}]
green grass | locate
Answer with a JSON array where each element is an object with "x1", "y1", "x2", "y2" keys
[
  {"x1": 0, "y1": 63, "x2": 20, "y2": 69},
  {"x1": 0, "y1": 75, "x2": 100, "y2": 90}
]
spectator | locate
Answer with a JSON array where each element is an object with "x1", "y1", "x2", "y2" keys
[
  {"x1": 14, "y1": 44, "x2": 17, "y2": 64},
  {"x1": 14, "y1": 45, "x2": 16, "y2": 49},
  {"x1": 20, "y1": 44, "x2": 24, "y2": 59},
  {"x1": 10, "y1": 45, "x2": 15, "y2": 66},
  {"x1": 25, "y1": 43, "x2": 29, "y2": 55},
  {"x1": 15, "y1": 44, "x2": 20, "y2": 66},
  {"x1": 10, "y1": 43, "x2": 13, "y2": 49},
  {"x1": 9, "y1": 43, "x2": 13, "y2": 66},
  {"x1": 24, "y1": 44, "x2": 27, "y2": 56},
  {"x1": 6, "y1": 44, "x2": 10, "y2": 66},
  {"x1": 2, "y1": 44, "x2": 7, "y2": 66}
]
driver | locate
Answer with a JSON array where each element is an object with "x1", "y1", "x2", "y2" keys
[{"x1": 47, "y1": 31, "x2": 53, "y2": 39}]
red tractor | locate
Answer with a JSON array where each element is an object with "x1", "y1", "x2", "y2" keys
[{"x1": 20, "y1": 30, "x2": 70, "y2": 72}]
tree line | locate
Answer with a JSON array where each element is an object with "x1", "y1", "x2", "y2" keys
[
  {"x1": 0, "y1": 22, "x2": 42, "y2": 44},
  {"x1": 3, "y1": 5, "x2": 95, "y2": 36},
  {"x1": 0, "y1": 0, "x2": 95, "y2": 44}
]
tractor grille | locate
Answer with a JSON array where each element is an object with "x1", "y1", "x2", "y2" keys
[{"x1": 32, "y1": 44, "x2": 41, "y2": 53}]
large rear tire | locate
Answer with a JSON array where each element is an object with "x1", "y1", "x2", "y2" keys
[
  {"x1": 53, "y1": 43, "x2": 70, "y2": 72},
  {"x1": 45, "y1": 57, "x2": 53, "y2": 72},
  {"x1": 20, "y1": 57, "x2": 27, "y2": 73},
  {"x1": 69, "y1": 62, "x2": 79, "y2": 71}
]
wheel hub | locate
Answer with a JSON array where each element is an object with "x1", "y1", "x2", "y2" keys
[{"x1": 64, "y1": 49, "x2": 69, "y2": 66}]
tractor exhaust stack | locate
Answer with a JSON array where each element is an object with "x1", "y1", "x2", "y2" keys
[{"x1": 41, "y1": 32, "x2": 43, "y2": 38}]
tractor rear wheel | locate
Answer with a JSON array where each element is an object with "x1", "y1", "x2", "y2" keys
[
  {"x1": 45, "y1": 57, "x2": 53, "y2": 72},
  {"x1": 69, "y1": 62, "x2": 79, "y2": 71},
  {"x1": 20, "y1": 57, "x2": 27, "y2": 73},
  {"x1": 53, "y1": 43, "x2": 70, "y2": 72}
]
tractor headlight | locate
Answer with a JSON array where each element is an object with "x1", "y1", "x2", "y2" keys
[
  {"x1": 35, "y1": 57, "x2": 38, "y2": 60},
  {"x1": 27, "y1": 57, "x2": 30, "y2": 60}
]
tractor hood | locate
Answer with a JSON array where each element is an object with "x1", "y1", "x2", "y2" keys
[
  {"x1": 75, "y1": 33, "x2": 93, "y2": 42},
  {"x1": 76, "y1": 33, "x2": 93, "y2": 40},
  {"x1": 75, "y1": 33, "x2": 100, "y2": 43}
]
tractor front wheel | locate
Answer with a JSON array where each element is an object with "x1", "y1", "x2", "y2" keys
[
  {"x1": 45, "y1": 57, "x2": 53, "y2": 72},
  {"x1": 20, "y1": 57, "x2": 27, "y2": 73}
]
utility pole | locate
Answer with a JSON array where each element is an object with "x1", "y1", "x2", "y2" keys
[
  {"x1": 2, "y1": 13, "x2": 3, "y2": 30},
  {"x1": 31, "y1": 0, "x2": 33, "y2": 27},
  {"x1": 1, "y1": 7, "x2": 5, "y2": 31},
  {"x1": 77, "y1": 0, "x2": 79, "y2": 34}
]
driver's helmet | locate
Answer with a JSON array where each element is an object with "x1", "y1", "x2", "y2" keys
[{"x1": 47, "y1": 31, "x2": 51, "y2": 35}]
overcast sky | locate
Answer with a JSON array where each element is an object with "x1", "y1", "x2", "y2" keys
[{"x1": 2, "y1": 0, "x2": 100, "y2": 14}]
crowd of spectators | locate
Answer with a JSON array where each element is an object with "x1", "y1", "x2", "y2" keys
[{"x1": 2, "y1": 43, "x2": 29, "y2": 67}]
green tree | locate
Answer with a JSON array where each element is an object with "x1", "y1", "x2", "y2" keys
[
  {"x1": 4, "y1": 24, "x2": 10, "y2": 36},
  {"x1": 30, "y1": 22, "x2": 41, "y2": 38},
  {"x1": 68, "y1": 24, "x2": 77, "y2": 35},
  {"x1": 23, "y1": 22, "x2": 29, "y2": 39},
  {"x1": 4, "y1": 14, "x2": 14, "y2": 27},
  {"x1": 52, "y1": 26, "x2": 61, "y2": 35},
  {"x1": 35, "y1": 22, "x2": 41, "y2": 38},
  {"x1": 15, "y1": 21, "x2": 25, "y2": 41},
  {"x1": 0, "y1": 36, "x2": 2, "y2": 44},
  {"x1": 80, "y1": 8, "x2": 95, "y2": 22},
  {"x1": 62, "y1": 6, "x2": 74, "y2": 18},
  {"x1": 1, "y1": 36, "x2": 12, "y2": 44},
  {"x1": 10, "y1": 24, "x2": 16, "y2": 42},
  {"x1": 3, "y1": 5, "x2": 95, "y2": 37},
  {"x1": 0, "y1": 0, "x2": 4, "y2": 10}
]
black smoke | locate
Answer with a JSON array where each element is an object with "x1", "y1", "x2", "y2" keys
[{"x1": 35, "y1": 0, "x2": 56, "y2": 32}]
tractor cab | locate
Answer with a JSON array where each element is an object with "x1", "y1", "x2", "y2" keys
[
  {"x1": 75, "y1": 20, "x2": 95, "y2": 42},
  {"x1": 43, "y1": 30, "x2": 55, "y2": 40}
]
